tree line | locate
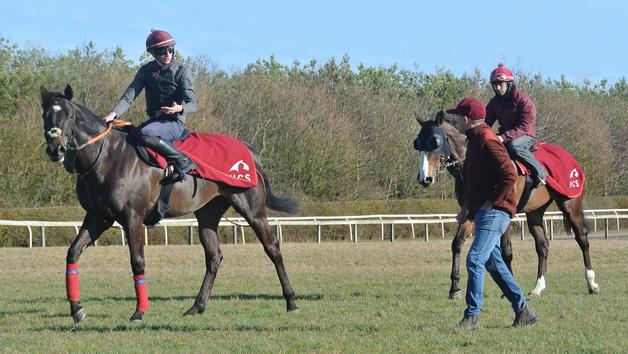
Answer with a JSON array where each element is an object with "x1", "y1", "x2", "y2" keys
[{"x1": 0, "y1": 38, "x2": 626, "y2": 208}]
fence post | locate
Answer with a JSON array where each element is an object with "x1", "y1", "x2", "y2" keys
[
  {"x1": 317, "y1": 224, "x2": 322, "y2": 243},
  {"x1": 241, "y1": 226, "x2": 246, "y2": 244},
  {"x1": 233, "y1": 225, "x2": 237, "y2": 244},
  {"x1": 604, "y1": 218, "x2": 609, "y2": 239},
  {"x1": 390, "y1": 224, "x2": 395, "y2": 242},
  {"x1": 519, "y1": 220, "x2": 525, "y2": 241},
  {"x1": 27, "y1": 226, "x2": 33, "y2": 248},
  {"x1": 41, "y1": 226, "x2": 45, "y2": 248},
  {"x1": 144, "y1": 227, "x2": 148, "y2": 246},
  {"x1": 424, "y1": 224, "x2": 429, "y2": 242},
  {"x1": 380, "y1": 220, "x2": 385, "y2": 241},
  {"x1": 163, "y1": 225, "x2": 168, "y2": 245},
  {"x1": 188, "y1": 226, "x2": 194, "y2": 245},
  {"x1": 354, "y1": 224, "x2": 358, "y2": 243},
  {"x1": 549, "y1": 220, "x2": 554, "y2": 241}
]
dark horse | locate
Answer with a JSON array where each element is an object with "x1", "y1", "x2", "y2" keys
[
  {"x1": 40, "y1": 85, "x2": 299, "y2": 323},
  {"x1": 413, "y1": 111, "x2": 599, "y2": 299}
]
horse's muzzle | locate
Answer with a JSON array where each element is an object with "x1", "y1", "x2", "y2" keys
[
  {"x1": 419, "y1": 177, "x2": 433, "y2": 187},
  {"x1": 417, "y1": 174, "x2": 434, "y2": 187},
  {"x1": 46, "y1": 144, "x2": 66, "y2": 163}
]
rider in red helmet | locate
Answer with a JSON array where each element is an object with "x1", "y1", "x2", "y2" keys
[
  {"x1": 485, "y1": 64, "x2": 547, "y2": 187},
  {"x1": 102, "y1": 29, "x2": 197, "y2": 182}
]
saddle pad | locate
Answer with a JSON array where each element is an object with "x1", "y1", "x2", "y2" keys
[
  {"x1": 147, "y1": 133, "x2": 258, "y2": 188},
  {"x1": 534, "y1": 142, "x2": 585, "y2": 198}
]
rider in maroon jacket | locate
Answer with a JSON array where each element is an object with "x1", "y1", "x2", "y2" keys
[{"x1": 485, "y1": 64, "x2": 547, "y2": 187}]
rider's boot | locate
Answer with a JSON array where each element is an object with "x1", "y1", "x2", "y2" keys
[{"x1": 144, "y1": 138, "x2": 197, "y2": 182}]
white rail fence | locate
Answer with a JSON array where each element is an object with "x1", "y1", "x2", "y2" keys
[{"x1": 1, "y1": 209, "x2": 627, "y2": 248}]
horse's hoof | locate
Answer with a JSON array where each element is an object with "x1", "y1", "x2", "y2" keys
[
  {"x1": 448, "y1": 290, "x2": 463, "y2": 300},
  {"x1": 129, "y1": 311, "x2": 144, "y2": 322},
  {"x1": 183, "y1": 305, "x2": 205, "y2": 316},
  {"x1": 528, "y1": 290, "x2": 542, "y2": 297},
  {"x1": 589, "y1": 286, "x2": 601, "y2": 294},
  {"x1": 287, "y1": 306, "x2": 301, "y2": 313},
  {"x1": 72, "y1": 307, "x2": 86, "y2": 323}
]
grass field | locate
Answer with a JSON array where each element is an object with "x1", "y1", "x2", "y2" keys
[{"x1": 0, "y1": 238, "x2": 626, "y2": 353}]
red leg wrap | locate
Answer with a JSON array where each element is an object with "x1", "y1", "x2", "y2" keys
[
  {"x1": 66, "y1": 262, "x2": 80, "y2": 302},
  {"x1": 133, "y1": 275, "x2": 149, "y2": 313}
]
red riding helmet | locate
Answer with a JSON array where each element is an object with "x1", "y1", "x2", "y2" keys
[
  {"x1": 145, "y1": 29, "x2": 176, "y2": 52},
  {"x1": 490, "y1": 63, "x2": 514, "y2": 83}
]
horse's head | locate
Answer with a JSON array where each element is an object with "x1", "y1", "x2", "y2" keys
[
  {"x1": 413, "y1": 111, "x2": 466, "y2": 187},
  {"x1": 40, "y1": 84, "x2": 104, "y2": 163}
]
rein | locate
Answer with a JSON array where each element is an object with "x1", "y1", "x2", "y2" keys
[
  {"x1": 65, "y1": 120, "x2": 133, "y2": 177},
  {"x1": 68, "y1": 120, "x2": 132, "y2": 151}
]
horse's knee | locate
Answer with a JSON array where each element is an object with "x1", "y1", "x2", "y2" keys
[
  {"x1": 130, "y1": 254, "x2": 145, "y2": 275},
  {"x1": 536, "y1": 238, "x2": 549, "y2": 259},
  {"x1": 575, "y1": 234, "x2": 590, "y2": 249},
  {"x1": 208, "y1": 252, "x2": 222, "y2": 270},
  {"x1": 451, "y1": 237, "x2": 464, "y2": 254}
]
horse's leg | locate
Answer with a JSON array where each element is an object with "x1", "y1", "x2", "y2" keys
[
  {"x1": 123, "y1": 213, "x2": 149, "y2": 322},
  {"x1": 66, "y1": 212, "x2": 112, "y2": 323},
  {"x1": 558, "y1": 196, "x2": 600, "y2": 294},
  {"x1": 526, "y1": 208, "x2": 550, "y2": 296},
  {"x1": 184, "y1": 197, "x2": 230, "y2": 316},
  {"x1": 500, "y1": 224, "x2": 514, "y2": 274},
  {"x1": 230, "y1": 189, "x2": 299, "y2": 312},
  {"x1": 449, "y1": 220, "x2": 474, "y2": 300}
]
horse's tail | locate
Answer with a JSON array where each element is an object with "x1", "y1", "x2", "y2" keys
[
  {"x1": 259, "y1": 169, "x2": 299, "y2": 215},
  {"x1": 245, "y1": 142, "x2": 299, "y2": 215},
  {"x1": 562, "y1": 208, "x2": 589, "y2": 235},
  {"x1": 562, "y1": 216, "x2": 572, "y2": 235}
]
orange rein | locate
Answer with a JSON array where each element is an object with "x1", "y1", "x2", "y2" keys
[{"x1": 83, "y1": 120, "x2": 133, "y2": 146}]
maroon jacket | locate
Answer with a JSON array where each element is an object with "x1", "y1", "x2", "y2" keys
[
  {"x1": 485, "y1": 86, "x2": 536, "y2": 143},
  {"x1": 463, "y1": 124, "x2": 517, "y2": 218}
]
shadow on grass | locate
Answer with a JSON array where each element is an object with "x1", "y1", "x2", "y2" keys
[
  {"x1": 0, "y1": 308, "x2": 41, "y2": 317},
  {"x1": 29, "y1": 323, "x2": 324, "y2": 333},
  {"x1": 9, "y1": 293, "x2": 324, "y2": 304}
]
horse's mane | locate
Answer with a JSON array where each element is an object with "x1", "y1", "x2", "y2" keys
[
  {"x1": 43, "y1": 89, "x2": 106, "y2": 127},
  {"x1": 74, "y1": 103, "x2": 107, "y2": 127}
]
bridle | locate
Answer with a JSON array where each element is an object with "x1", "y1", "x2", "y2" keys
[{"x1": 44, "y1": 102, "x2": 131, "y2": 176}]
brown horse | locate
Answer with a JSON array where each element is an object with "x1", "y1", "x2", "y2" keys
[
  {"x1": 413, "y1": 111, "x2": 600, "y2": 299},
  {"x1": 40, "y1": 85, "x2": 299, "y2": 323}
]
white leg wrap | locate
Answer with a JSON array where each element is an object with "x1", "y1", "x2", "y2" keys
[
  {"x1": 530, "y1": 276, "x2": 546, "y2": 296},
  {"x1": 586, "y1": 269, "x2": 599, "y2": 290}
]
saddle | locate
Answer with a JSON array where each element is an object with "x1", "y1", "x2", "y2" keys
[{"x1": 118, "y1": 126, "x2": 260, "y2": 226}]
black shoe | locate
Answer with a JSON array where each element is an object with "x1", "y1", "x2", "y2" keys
[
  {"x1": 453, "y1": 315, "x2": 479, "y2": 332},
  {"x1": 513, "y1": 303, "x2": 538, "y2": 327}
]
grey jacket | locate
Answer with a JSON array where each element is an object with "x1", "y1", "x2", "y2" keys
[{"x1": 112, "y1": 60, "x2": 196, "y2": 122}]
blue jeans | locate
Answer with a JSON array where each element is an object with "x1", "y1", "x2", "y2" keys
[
  {"x1": 506, "y1": 135, "x2": 547, "y2": 180},
  {"x1": 464, "y1": 209, "x2": 526, "y2": 317}
]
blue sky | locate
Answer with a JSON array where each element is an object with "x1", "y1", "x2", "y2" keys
[{"x1": 3, "y1": 0, "x2": 627, "y2": 84}]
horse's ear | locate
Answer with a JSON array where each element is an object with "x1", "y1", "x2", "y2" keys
[
  {"x1": 435, "y1": 110, "x2": 445, "y2": 125},
  {"x1": 39, "y1": 85, "x2": 49, "y2": 101},
  {"x1": 40, "y1": 86, "x2": 50, "y2": 105},
  {"x1": 64, "y1": 84, "x2": 73, "y2": 101},
  {"x1": 414, "y1": 111, "x2": 425, "y2": 126}
]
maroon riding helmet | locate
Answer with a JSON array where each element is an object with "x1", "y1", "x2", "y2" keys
[
  {"x1": 490, "y1": 63, "x2": 514, "y2": 83},
  {"x1": 145, "y1": 29, "x2": 176, "y2": 52}
]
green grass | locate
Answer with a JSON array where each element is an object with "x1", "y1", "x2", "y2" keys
[{"x1": 0, "y1": 238, "x2": 626, "y2": 353}]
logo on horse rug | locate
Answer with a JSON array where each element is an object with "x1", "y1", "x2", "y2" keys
[
  {"x1": 534, "y1": 143, "x2": 585, "y2": 198},
  {"x1": 147, "y1": 133, "x2": 258, "y2": 188}
]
